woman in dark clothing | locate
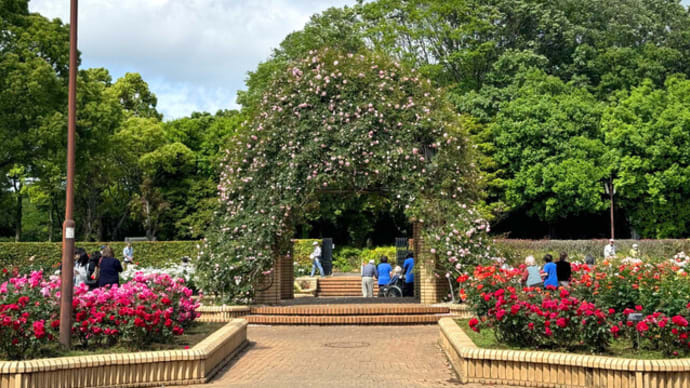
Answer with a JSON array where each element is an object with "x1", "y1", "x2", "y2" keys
[
  {"x1": 98, "y1": 246, "x2": 123, "y2": 288},
  {"x1": 85, "y1": 251, "x2": 101, "y2": 290},
  {"x1": 556, "y1": 251, "x2": 572, "y2": 288}
]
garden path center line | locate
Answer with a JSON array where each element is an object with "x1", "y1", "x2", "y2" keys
[{"x1": 182, "y1": 325, "x2": 512, "y2": 388}]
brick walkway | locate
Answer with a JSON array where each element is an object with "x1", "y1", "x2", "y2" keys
[{"x1": 186, "y1": 325, "x2": 510, "y2": 388}]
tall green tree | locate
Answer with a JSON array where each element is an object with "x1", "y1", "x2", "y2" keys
[
  {"x1": 603, "y1": 76, "x2": 690, "y2": 237},
  {"x1": 0, "y1": 0, "x2": 70, "y2": 240},
  {"x1": 491, "y1": 69, "x2": 608, "y2": 227}
]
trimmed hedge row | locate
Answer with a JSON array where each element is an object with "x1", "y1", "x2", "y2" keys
[
  {"x1": 3, "y1": 239, "x2": 688, "y2": 273},
  {"x1": 0, "y1": 241, "x2": 199, "y2": 270},
  {"x1": 494, "y1": 239, "x2": 690, "y2": 264}
]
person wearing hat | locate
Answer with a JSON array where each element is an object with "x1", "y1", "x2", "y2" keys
[
  {"x1": 361, "y1": 259, "x2": 378, "y2": 297},
  {"x1": 604, "y1": 239, "x2": 616, "y2": 258},
  {"x1": 309, "y1": 241, "x2": 325, "y2": 277},
  {"x1": 629, "y1": 243, "x2": 640, "y2": 259}
]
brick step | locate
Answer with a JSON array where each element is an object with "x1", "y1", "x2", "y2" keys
[
  {"x1": 246, "y1": 314, "x2": 451, "y2": 325},
  {"x1": 317, "y1": 284, "x2": 362, "y2": 288},
  {"x1": 317, "y1": 292, "x2": 366, "y2": 296},
  {"x1": 317, "y1": 288, "x2": 362, "y2": 293},
  {"x1": 250, "y1": 305, "x2": 449, "y2": 316}
]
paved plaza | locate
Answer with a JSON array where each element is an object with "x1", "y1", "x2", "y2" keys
[{"x1": 186, "y1": 325, "x2": 511, "y2": 388}]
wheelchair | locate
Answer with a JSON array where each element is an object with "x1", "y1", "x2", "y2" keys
[{"x1": 380, "y1": 274, "x2": 404, "y2": 297}]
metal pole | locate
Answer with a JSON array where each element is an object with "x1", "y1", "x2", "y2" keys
[
  {"x1": 59, "y1": 0, "x2": 78, "y2": 349},
  {"x1": 609, "y1": 180, "x2": 615, "y2": 240}
]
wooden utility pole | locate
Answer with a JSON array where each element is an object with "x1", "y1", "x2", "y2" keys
[{"x1": 59, "y1": 0, "x2": 78, "y2": 348}]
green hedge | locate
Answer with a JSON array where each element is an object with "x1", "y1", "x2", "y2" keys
[
  {"x1": 494, "y1": 239, "x2": 690, "y2": 265},
  {"x1": 291, "y1": 239, "x2": 397, "y2": 272},
  {"x1": 0, "y1": 241, "x2": 199, "y2": 270}
]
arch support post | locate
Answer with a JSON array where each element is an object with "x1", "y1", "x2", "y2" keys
[
  {"x1": 413, "y1": 222, "x2": 449, "y2": 304},
  {"x1": 254, "y1": 255, "x2": 293, "y2": 305}
]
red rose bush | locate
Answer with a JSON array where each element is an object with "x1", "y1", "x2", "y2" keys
[
  {"x1": 0, "y1": 270, "x2": 199, "y2": 360},
  {"x1": 458, "y1": 258, "x2": 690, "y2": 356}
]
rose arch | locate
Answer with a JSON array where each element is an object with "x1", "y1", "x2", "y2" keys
[{"x1": 197, "y1": 48, "x2": 494, "y2": 304}]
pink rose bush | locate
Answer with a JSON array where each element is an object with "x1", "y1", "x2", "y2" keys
[
  {"x1": 0, "y1": 271, "x2": 60, "y2": 360},
  {"x1": 459, "y1": 259, "x2": 690, "y2": 356},
  {"x1": 0, "y1": 271, "x2": 199, "y2": 360}
]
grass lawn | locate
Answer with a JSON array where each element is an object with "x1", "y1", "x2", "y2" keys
[
  {"x1": 455, "y1": 319, "x2": 669, "y2": 360},
  {"x1": 38, "y1": 322, "x2": 226, "y2": 359}
]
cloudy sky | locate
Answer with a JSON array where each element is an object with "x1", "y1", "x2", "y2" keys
[
  {"x1": 29, "y1": 0, "x2": 357, "y2": 120},
  {"x1": 29, "y1": 0, "x2": 690, "y2": 120}
]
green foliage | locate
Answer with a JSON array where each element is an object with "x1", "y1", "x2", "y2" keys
[
  {"x1": 356, "y1": 0, "x2": 690, "y2": 235},
  {"x1": 0, "y1": 241, "x2": 199, "y2": 270},
  {"x1": 200, "y1": 48, "x2": 484, "y2": 302},
  {"x1": 290, "y1": 239, "x2": 321, "y2": 265},
  {"x1": 603, "y1": 76, "x2": 690, "y2": 237},
  {"x1": 494, "y1": 239, "x2": 690, "y2": 265},
  {"x1": 292, "y1": 241, "x2": 397, "y2": 272}
]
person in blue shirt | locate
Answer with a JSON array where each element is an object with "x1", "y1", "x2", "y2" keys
[
  {"x1": 376, "y1": 256, "x2": 392, "y2": 296},
  {"x1": 542, "y1": 254, "x2": 558, "y2": 289},
  {"x1": 402, "y1": 253, "x2": 415, "y2": 297}
]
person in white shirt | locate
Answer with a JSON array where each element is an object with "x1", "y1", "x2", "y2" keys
[
  {"x1": 604, "y1": 239, "x2": 616, "y2": 258},
  {"x1": 309, "y1": 241, "x2": 325, "y2": 277},
  {"x1": 123, "y1": 242, "x2": 134, "y2": 264}
]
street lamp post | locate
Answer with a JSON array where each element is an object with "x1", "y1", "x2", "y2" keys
[{"x1": 59, "y1": 0, "x2": 78, "y2": 348}]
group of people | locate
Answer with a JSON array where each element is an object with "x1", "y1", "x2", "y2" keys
[
  {"x1": 520, "y1": 251, "x2": 573, "y2": 289},
  {"x1": 360, "y1": 253, "x2": 414, "y2": 297},
  {"x1": 604, "y1": 239, "x2": 640, "y2": 259},
  {"x1": 72, "y1": 243, "x2": 132, "y2": 289},
  {"x1": 308, "y1": 241, "x2": 416, "y2": 298}
]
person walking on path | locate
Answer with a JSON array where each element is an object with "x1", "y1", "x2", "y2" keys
[
  {"x1": 361, "y1": 259, "x2": 378, "y2": 297},
  {"x1": 123, "y1": 242, "x2": 134, "y2": 264},
  {"x1": 604, "y1": 239, "x2": 616, "y2": 258},
  {"x1": 521, "y1": 255, "x2": 543, "y2": 288},
  {"x1": 376, "y1": 256, "x2": 392, "y2": 296},
  {"x1": 402, "y1": 253, "x2": 415, "y2": 297},
  {"x1": 309, "y1": 241, "x2": 325, "y2": 277},
  {"x1": 556, "y1": 251, "x2": 572, "y2": 288},
  {"x1": 542, "y1": 254, "x2": 558, "y2": 289},
  {"x1": 98, "y1": 246, "x2": 123, "y2": 288}
]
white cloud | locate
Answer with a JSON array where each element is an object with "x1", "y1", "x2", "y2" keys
[{"x1": 29, "y1": 0, "x2": 356, "y2": 119}]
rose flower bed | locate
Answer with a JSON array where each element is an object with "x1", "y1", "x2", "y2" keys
[
  {"x1": 456, "y1": 259, "x2": 690, "y2": 357},
  {"x1": 0, "y1": 270, "x2": 200, "y2": 360}
]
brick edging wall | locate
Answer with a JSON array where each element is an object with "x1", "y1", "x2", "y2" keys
[
  {"x1": 197, "y1": 305, "x2": 251, "y2": 322},
  {"x1": 251, "y1": 304, "x2": 449, "y2": 316},
  {"x1": 0, "y1": 319, "x2": 248, "y2": 388},
  {"x1": 438, "y1": 318, "x2": 690, "y2": 387}
]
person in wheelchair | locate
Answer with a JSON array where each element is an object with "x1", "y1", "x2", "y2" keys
[{"x1": 381, "y1": 265, "x2": 404, "y2": 297}]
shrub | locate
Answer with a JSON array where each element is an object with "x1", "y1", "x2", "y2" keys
[
  {"x1": 0, "y1": 241, "x2": 199, "y2": 272},
  {"x1": 0, "y1": 270, "x2": 199, "y2": 360},
  {"x1": 0, "y1": 271, "x2": 60, "y2": 360},
  {"x1": 72, "y1": 272, "x2": 199, "y2": 347},
  {"x1": 461, "y1": 259, "x2": 690, "y2": 356},
  {"x1": 495, "y1": 239, "x2": 690, "y2": 265},
  {"x1": 291, "y1": 239, "x2": 321, "y2": 266}
]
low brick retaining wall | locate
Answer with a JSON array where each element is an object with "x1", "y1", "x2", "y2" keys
[
  {"x1": 438, "y1": 318, "x2": 690, "y2": 387},
  {"x1": 0, "y1": 319, "x2": 248, "y2": 388},
  {"x1": 197, "y1": 305, "x2": 251, "y2": 322}
]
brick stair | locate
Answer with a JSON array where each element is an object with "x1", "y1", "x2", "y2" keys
[
  {"x1": 316, "y1": 276, "x2": 366, "y2": 297},
  {"x1": 247, "y1": 304, "x2": 454, "y2": 325}
]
